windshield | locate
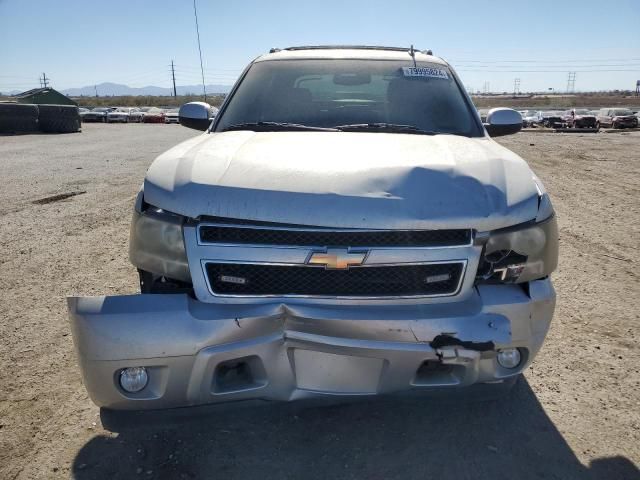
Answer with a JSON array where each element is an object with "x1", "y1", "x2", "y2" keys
[
  {"x1": 215, "y1": 59, "x2": 482, "y2": 137},
  {"x1": 574, "y1": 109, "x2": 590, "y2": 115},
  {"x1": 613, "y1": 109, "x2": 632, "y2": 116}
]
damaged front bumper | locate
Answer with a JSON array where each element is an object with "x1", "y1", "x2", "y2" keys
[{"x1": 68, "y1": 279, "x2": 555, "y2": 410}]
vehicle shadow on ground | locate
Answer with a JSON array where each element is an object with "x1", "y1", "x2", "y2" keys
[{"x1": 72, "y1": 378, "x2": 638, "y2": 480}]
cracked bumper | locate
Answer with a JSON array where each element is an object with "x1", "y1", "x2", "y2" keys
[{"x1": 67, "y1": 279, "x2": 555, "y2": 410}]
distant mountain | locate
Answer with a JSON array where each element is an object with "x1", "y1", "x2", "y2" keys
[{"x1": 60, "y1": 82, "x2": 232, "y2": 97}]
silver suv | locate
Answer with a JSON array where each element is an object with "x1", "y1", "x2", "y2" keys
[{"x1": 68, "y1": 46, "x2": 558, "y2": 411}]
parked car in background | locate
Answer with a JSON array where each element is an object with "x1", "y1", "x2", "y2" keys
[
  {"x1": 141, "y1": 107, "x2": 165, "y2": 123},
  {"x1": 107, "y1": 107, "x2": 140, "y2": 123},
  {"x1": 596, "y1": 108, "x2": 638, "y2": 129},
  {"x1": 564, "y1": 109, "x2": 597, "y2": 128},
  {"x1": 521, "y1": 110, "x2": 541, "y2": 127},
  {"x1": 129, "y1": 108, "x2": 145, "y2": 123},
  {"x1": 81, "y1": 107, "x2": 114, "y2": 122},
  {"x1": 78, "y1": 108, "x2": 90, "y2": 121},
  {"x1": 164, "y1": 110, "x2": 179, "y2": 124},
  {"x1": 539, "y1": 111, "x2": 564, "y2": 128}
]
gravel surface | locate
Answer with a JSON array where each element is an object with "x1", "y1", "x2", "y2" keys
[{"x1": 0, "y1": 124, "x2": 638, "y2": 479}]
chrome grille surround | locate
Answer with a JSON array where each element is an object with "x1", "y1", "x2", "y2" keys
[
  {"x1": 184, "y1": 221, "x2": 481, "y2": 303},
  {"x1": 203, "y1": 260, "x2": 467, "y2": 299}
]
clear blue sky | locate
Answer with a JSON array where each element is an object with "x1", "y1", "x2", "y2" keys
[{"x1": 1, "y1": 0, "x2": 639, "y2": 94}]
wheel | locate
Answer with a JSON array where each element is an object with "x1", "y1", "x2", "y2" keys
[
  {"x1": 0, "y1": 103, "x2": 39, "y2": 133},
  {"x1": 37, "y1": 105, "x2": 81, "y2": 133}
]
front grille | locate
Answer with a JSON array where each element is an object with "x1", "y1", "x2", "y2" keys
[
  {"x1": 199, "y1": 224, "x2": 471, "y2": 248},
  {"x1": 205, "y1": 262, "x2": 464, "y2": 297}
]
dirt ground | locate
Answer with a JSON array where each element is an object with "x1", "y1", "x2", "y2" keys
[{"x1": 0, "y1": 124, "x2": 638, "y2": 479}]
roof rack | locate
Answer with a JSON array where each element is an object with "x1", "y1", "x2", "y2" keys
[{"x1": 269, "y1": 45, "x2": 433, "y2": 55}]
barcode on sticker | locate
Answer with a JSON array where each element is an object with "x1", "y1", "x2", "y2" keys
[{"x1": 402, "y1": 67, "x2": 449, "y2": 79}]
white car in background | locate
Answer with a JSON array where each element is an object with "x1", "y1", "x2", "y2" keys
[
  {"x1": 520, "y1": 110, "x2": 541, "y2": 127},
  {"x1": 164, "y1": 110, "x2": 179, "y2": 124},
  {"x1": 107, "y1": 107, "x2": 140, "y2": 123}
]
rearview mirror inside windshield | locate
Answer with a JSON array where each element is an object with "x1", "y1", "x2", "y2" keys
[{"x1": 333, "y1": 73, "x2": 371, "y2": 85}]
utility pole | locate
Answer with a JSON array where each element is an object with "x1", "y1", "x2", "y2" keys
[
  {"x1": 192, "y1": 0, "x2": 207, "y2": 102},
  {"x1": 171, "y1": 60, "x2": 177, "y2": 97},
  {"x1": 513, "y1": 78, "x2": 521, "y2": 96},
  {"x1": 566, "y1": 72, "x2": 576, "y2": 93},
  {"x1": 94, "y1": 85, "x2": 98, "y2": 98},
  {"x1": 40, "y1": 72, "x2": 50, "y2": 88}
]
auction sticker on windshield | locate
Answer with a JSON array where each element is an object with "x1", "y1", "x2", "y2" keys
[{"x1": 402, "y1": 67, "x2": 449, "y2": 79}]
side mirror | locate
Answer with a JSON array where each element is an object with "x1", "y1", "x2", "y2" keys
[
  {"x1": 484, "y1": 108, "x2": 522, "y2": 137},
  {"x1": 179, "y1": 102, "x2": 213, "y2": 131}
]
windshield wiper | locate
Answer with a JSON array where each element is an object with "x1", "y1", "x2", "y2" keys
[
  {"x1": 222, "y1": 122, "x2": 338, "y2": 132},
  {"x1": 334, "y1": 123, "x2": 440, "y2": 135}
]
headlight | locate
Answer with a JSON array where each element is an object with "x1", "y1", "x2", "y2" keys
[
  {"x1": 129, "y1": 195, "x2": 190, "y2": 282},
  {"x1": 476, "y1": 193, "x2": 558, "y2": 284}
]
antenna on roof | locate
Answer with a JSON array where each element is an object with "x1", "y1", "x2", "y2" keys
[{"x1": 408, "y1": 45, "x2": 417, "y2": 68}]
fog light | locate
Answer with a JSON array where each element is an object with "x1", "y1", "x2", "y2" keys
[
  {"x1": 497, "y1": 349, "x2": 521, "y2": 369},
  {"x1": 119, "y1": 367, "x2": 148, "y2": 393}
]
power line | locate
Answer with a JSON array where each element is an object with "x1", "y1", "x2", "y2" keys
[
  {"x1": 173, "y1": 65, "x2": 243, "y2": 73},
  {"x1": 456, "y1": 69, "x2": 639, "y2": 73},
  {"x1": 454, "y1": 63, "x2": 640, "y2": 69},
  {"x1": 450, "y1": 57, "x2": 640, "y2": 63}
]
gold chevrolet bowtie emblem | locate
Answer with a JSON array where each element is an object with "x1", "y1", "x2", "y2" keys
[{"x1": 307, "y1": 249, "x2": 367, "y2": 269}]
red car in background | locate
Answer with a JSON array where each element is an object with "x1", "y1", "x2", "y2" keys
[
  {"x1": 563, "y1": 109, "x2": 597, "y2": 128},
  {"x1": 596, "y1": 108, "x2": 638, "y2": 129},
  {"x1": 141, "y1": 108, "x2": 165, "y2": 123}
]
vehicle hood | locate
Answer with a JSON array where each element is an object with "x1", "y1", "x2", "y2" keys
[{"x1": 143, "y1": 131, "x2": 540, "y2": 231}]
